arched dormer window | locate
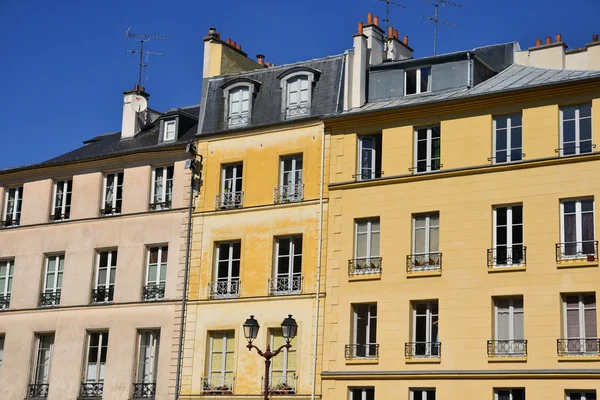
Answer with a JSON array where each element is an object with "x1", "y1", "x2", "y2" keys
[
  {"x1": 221, "y1": 78, "x2": 261, "y2": 128},
  {"x1": 278, "y1": 67, "x2": 321, "y2": 120}
]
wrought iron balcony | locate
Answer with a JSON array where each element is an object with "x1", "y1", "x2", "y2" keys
[
  {"x1": 348, "y1": 257, "x2": 382, "y2": 277},
  {"x1": 143, "y1": 284, "x2": 165, "y2": 301},
  {"x1": 215, "y1": 191, "x2": 244, "y2": 209},
  {"x1": 28, "y1": 383, "x2": 49, "y2": 399},
  {"x1": 487, "y1": 246, "x2": 527, "y2": 268},
  {"x1": 556, "y1": 241, "x2": 598, "y2": 262},
  {"x1": 353, "y1": 170, "x2": 384, "y2": 181},
  {"x1": 268, "y1": 276, "x2": 302, "y2": 296},
  {"x1": 0, "y1": 294, "x2": 10, "y2": 310},
  {"x1": 79, "y1": 382, "x2": 103, "y2": 398},
  {"x1": 40, "y1": 291, "x2": 61, "y2": 307},
  {"x1": 487, "y1": 340, "x2": 527, "y2": 357},
  {"x1": 200, "y1": 376, "x2": 234, "y2": 395},
  {"x1": 273, "y1": 184, "x2": 304, "y2": 204},
  {"x1": 405, "y1": 342, "x2": 442, "y2": 359},
  {"x1": 286, "y1": 104, "x2": 309, "y2": 118},
  {"x1": 49, "y1": 212, "x2": 70, "y2": 222},
  {"x1": 406, "y1": 253, "x2": 442, "y2": 273},
  {"x1": 345, "y1": 343, "x2": 379, "y2": 360},
  {"x1": 557, "y1": 338, "x2": 600, "y2": 356},
  {"x1": 99, "y1": 206, "x2": 121, "y2": 216},
  {"x1": 261, "y1": 375, "x2": 297, "y2": 395},
  {"x1": 1, "y1": 218, "x2": 20, "y2": 228},
  {"x1": 208, "y1": 280, "x2": 240, "y2": 299},
  {"x1": 91, "y1": 287, "x2": 114, "y2": 303},
  {"x1": 228, "y1": 113, "x2": 249, "y2": 128},
  {"x1": 132, "y1": 382, "x2": 156, "y2": 399},
  {"x1": 149, "y1": 201, "x2": 172, "y2": 211}
]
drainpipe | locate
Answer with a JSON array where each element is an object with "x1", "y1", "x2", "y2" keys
[{"x1": 311, "y1": 123, "x2": 326, "y2": 400}]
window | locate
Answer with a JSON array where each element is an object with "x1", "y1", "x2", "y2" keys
[
  {"x1": 2, "y1": 186, "x2": 23, "y2": 227},
  {"x1": 276, "y1": 155, "x2": 303, "y2": 203},
  {"x1": 561, "y1": 294, "x2": 597, "y2": 355},
  {"x1": 0, "y1": 259, "x2": 13, "y2": 309},
  {"x1": 492, "y1": 205, "x2": 524, "y2": 267},
  {"x1": 410, "y1": 213, "x2": 440, "y2": 271},
  {"x1": 560, "y1": 199, "x2": 595, "y2": 258},
  {"x1": 93, "y1": 250, "x2": 116, "y2": 303},
  {"x1": 101, "y1": 172, "x2": 123, "y2": 215},
  {"x1": 410, "y1": 389, "x2": 436, "y2": 400},
  {"x1": 136, "y1": 331, "x2": 160, "y2": 385},
  {"x1": 268, "y1": 328, "x2": 297, "y2": 393},
  {"x1": 353, "y1": 218, "x2": 381, "y2": 273},
  {"x1": 495, "y1": 389, "x2": 525, "y2": 400},
  {"x1": 228, "y1": 87, "x2": 250, "y2": 127},
  {"x1": 494, "y1": 114, "x2": 523, "y2": 163},
  {"x1": 414, "y1": 126, "x2": 441, "y2": 173},
  {"x1": 50, "y1": 179, "x2": 72, "y2": 221},
  {"x1": 350, "y1": 388, "x2": 375, "y2": 400},
  {"x1": 205, "y1": 331, "x2": 234, "y2": 393},
  {"x1": 164, "y1": 120, "x2": 177, "y2": 141},
  {"x1": 271, "y1": 236, "x2": 302, "y2": 295},
  {"x1": 285, "y1": 76, "x2": 309, "y2": 118},
  {"x1": 84, "y1": 332, "x2": 108, "y2": 384},
  {"x1": 145, "y1": 246, "x2": 167, "y2": 300},
  {"x1": 357, "y1": 135, "x2": 382, "y2": 180},
  {"x1": 567, "y1": 391, "x2": 597, "y2": 400},
  {"x1": 41, "y1": 255, "x2": 64, "y2": 307},
  {"x1": 150, "y1": 166, "x2": 174, "y2": 210},
  {"x1": 405, "y1": 66, "x2": 432, "y2": 95},
  {"x1": 0, "y1": 335, "x2": 4, "y2": 369},
  {"x1": 211, "y1": 242, "x2": 241, "y2": 298},
  {"x1": 32, "y1": 334, "x2": 54, "y2": 388},
  {"x1": 349, "y1": 304, "x2": 378, "y2": 359},
  {"x1": 561, "y1": 104, "x2": 592, "y2": 156},
  {"x1": 493, "y1": 297, "x2": 525, "y2": 356},
  {"x1": 410, "y1": 301, "x2": 439, "y2": 357},
  {"x1": 217, "y1": 163, "x2": 243, "y2": 209}
]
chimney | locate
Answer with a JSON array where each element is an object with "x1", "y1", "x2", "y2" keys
[
  {"x1": 535, "y1": 39, "x2": 542, "y2": 47},
  {"x1": 386, "y1": 30, "x2": 413, "y2": 61},
  {"x1": 556, "y1": 33, "x2": 562, "y2": 43},
  {"x1": 347, "y1": 22, "x2": 368, "y2": 109},
  {"x1": 593, "y1": 34, "x2": 599, "y2": 42},
  {"x1": 363, "y1": 12, "x2": 384, "y2": 65},
  {"x1": 545, "y1": 36, "x2": 551, "y2": 45},
  {"x1": 121, "y1": 85, "x2": 149, "y2": 140},
  {"x1": 202, "y1": 27, "x2": 262, "y2": 78},
  {"x1": 256, "y1": 54, "x2": 265, "y2": 65}
]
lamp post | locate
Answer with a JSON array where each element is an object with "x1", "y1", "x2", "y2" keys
[{"x1": 243, "y1": 314, "x2": 298, "y2": 400}]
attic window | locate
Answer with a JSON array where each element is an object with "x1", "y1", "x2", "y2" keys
[
  {"x1": 228, "y1": 86, "x2": 250, "y2": 127},
  {"x1": 405, "y1": 66, "x2": 432, "y2": 95},
  {"x1": 285, "y1": 76, "x2": 309, "y2": 118},
  {"x1": 164, "y1": 120, "x2": 177, "y2": 142}
]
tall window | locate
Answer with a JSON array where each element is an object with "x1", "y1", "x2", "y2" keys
[
  {"x1": 164, "y1": 120, "x2": 177, "y2": 141},
  {"x1": 0, "y1": 259, "x2": 13, "y2": 309},
  {"x1": 286, "y1": 76, "x2": 309, "y2": 118},
  {"x1": 150, "y1": 166, "x2": 174, "y2": 210},
  {"x1": 567, "y1": 391, "x2": 597, "y2": 400},
  {"x1": 32, "y1": 334, "x2": 54, "y2": 386},
  {"x1": 350, "y1": 388, "x2": 375, "y2": 400},
  {"x1": 411, "y1": 213, "x2": 440, "y2": 271},
  {"x1": 228, "y1": 87, "x2": 250, "y2": 127},
  {"x1": 269, "y1": 328, "x2": 297, "y2": 391},
  {"x1": 101, "y1": 172, "x2": 123, "y2": 215},
  {"x1": 350, "y1": 304, "x2": 378, "y2": 358},
  {"x1": 410, "y1": 389, "x2": 436, "y2": 400},
  {"x1": 51, "y1": 179, "x2": 72, "y2": 221},
  {"x1": 2, "y1": 186, "x2": 23, "y2": 227},
  {"x1": 494, "y1": 114, "x2": 523, "y2": 163},
  {"x1": 405, "y1": 66, "x2": 432, "y2": 95},
  {"x1": 561, "y1": 104, "x2": 592, "y2": 156},
  {"x1": 217, "y1": 163, "x2": 243, "y2": 209},
  {"x1": 493, "y1": 205, "x2": 524, "y2": 266},
  {"x1": 354, "y1": 218, "x2": 380, "y2": 270},
  {"x1": 276, "y1": 155, "x2": 303, "y2": 203},
  {"x1": 136, "y1": 331, "x2": 160, "y2": 385},
  {"x1": 42, "y1": 255, "x2": 64, "y2": 306},
  {"x1": 145, "y1": 246, "x2": 167, "y2": 300},
  {"x1": 357, "y1": 135, "x2": 382, "y2": 180},
  {"x1": 563, "y1": 294, "x2": 597, "y2": 355},
  {"x1": 411, "y1": 301, "x2": 439, "y2": 357},
  {"x1": 212, "y1": 242, "x2": 240, "y2": 298},
  {"x1": 561, "y1": 199, "x2": 595, "y2": 258},
  {"x1": 84, "y1": 332, "x2": 108, "y2": 384},
  {"x1": 207, "y1": 331, "x2": 234, "y2": 390},
  {"x1": 414, "y1": 126, "x2": 441, "y2": 173},
  {"x1": 494, "y1": 297, "x2": 525, "y2": 355},
  {"x1": 495, "y1": 389, "x2": 525, "y2": 400},
  {"x1": 93, "y1": 250, "x2": 117, "y2": 303},
  {"x1": 272, "y1": 236, "x2": 302, "y2": 295}
]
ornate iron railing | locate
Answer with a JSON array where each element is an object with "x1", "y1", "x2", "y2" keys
[
  {"x1": 557, "y1": 338, "x2": 600, "y2": 356},
  {"x1": 91, "y1": 287, "x2": 114, "y2": 303},
  {"x1": 405, "y1": 342, "x2": 442, "y2": 359},
  {"x1": 208, "y1": 280, "x2": 240, "y2": 299},
  {"x1": 132, "y1": 382, "x2": 156, "y2": 398},
  {"x1": 0, "y1": 294, "x2": 10, "y2": 309},
  {"x1": 215, "y1": 191, "x2": 244, "y2": 209},
  {"x1": 228, "y1": 113, "x2": 249, "y2": 127},
  {"x1": 286, "y1": 104, "x2": 309, "y2": 118},
  {"x1": 40, "y1": 291, "x2": 61, "y2": 307},
  {"x1": 487, "y1": 340, "x2": 527, "y2": 357},
  {"x1": 556, "y1": 241, "x2": 598, "y2": 262},
  {"x1": 79, "y1": 382, "x2": 104, "y2": 398},
  {"x1": 1, "y1": 218, "x2": 20, "y2": 228},
  {"x1": 406, "y1": 253, "x2": 442, "y2": 273},
  {"x1": 353, "y1": 170, "x2": 384, "y2": 181},
  {"x1": 268, "y1": 276, "x2": 302, "y2": 296},
  {"x1": 200, "y1": 376, "x2": 234, "y2": 395},
  {"x1": 28, "y1": 383, "x2": 49, "y2": 398},
  {"x1": 345, "y1": 344, "x2": 379, "y2": 359},
  {"x1": 100, "y1": 206, "x2": 121, "y2": 216},
  {"x1": 273, "y1": 184, "x2": 304, "y2": 203},
  {"x1": 149, "y1": 201, "x2": 172, "y2": 211},
  {"x1": 49, "y1": 212, "x2": 70, "y2": 222},
  {"x1": 261, "y1": 375, "x2": 297, "y2": 395},
  {"x1": 143, "y1": 284, "x2": 165, "y2": 301},
  {"x1": 487, "y1": 246, "x2": 527, "y2": 267},
  {"x1": 348, "y1": 257, "x2": 382, "y2": 277}
]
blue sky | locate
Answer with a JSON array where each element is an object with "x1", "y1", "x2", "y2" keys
[{"x1": 1, "y1": 0, "x2": 598, "y2": 170}]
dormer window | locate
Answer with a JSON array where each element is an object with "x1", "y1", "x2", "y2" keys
[
  {"x1": 405, "y1": 66, "x2": 432, "y2": 95},
  {"x1": 228, "y1": 87, "x2": 250, "y2": 127},
  {"x1": 164, "y1": 120, "x2": 176, "y2": 141},
  {"x1": 285, "y1": 76, "x2": 309, "y2": 118}
]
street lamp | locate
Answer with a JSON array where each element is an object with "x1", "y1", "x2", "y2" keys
[{"x1": 243, "y1": 314, "x2": 298, "y2": 399}]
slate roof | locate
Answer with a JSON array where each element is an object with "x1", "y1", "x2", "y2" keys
[{"x1": 198, "y1": 54, "x2": 345, "y2": 135}]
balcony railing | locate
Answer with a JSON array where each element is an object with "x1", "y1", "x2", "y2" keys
[
  {"x1": 348, "y1": 257, "x2": 382, "y2": 277},
  {"x1": 345, "y1": 343, "x2": 379, "y2": 360},
  {"x1": 286, "y1": 104, "x2": 309, "y2": 118},
  {"x1": 40, "y1": 291, "x2": 61, "y2": 307},
  {"x1": 49, "y1": 212, "x2": 70, "y2": 222},
  {"x1": 353, "y1": 170, "x2": 384, "y2": 181},
  {"x1": 487, "y1": 246, "x2": 527, "y2": 268},
  {"x1": 200, "y1": 376, "x2": 234, "y2": 395},
  {"x1": 79, "y1": 382, "x2": 104, "y2": 398},
  {"x1": 91, "y1": 287, "x2": 114, "y2": 303},
  {"x1": 406, "y1": 253, "x2": 442, "y2": 273},
  {"x1": 208, "y1": 280, "x2": 240, "y2": 299},
  {"x1": 215, "y1": 191, "x2": 244, "y2": 210},
  {"x1": 132, "y1": 382, "x2": 156, "y2": 399},
  {"x1": 273, "y1": 184, "x2": 304, "y2": 204},
  {"x1": 405, "y1": 342, "x2": 442, "y2": 359},
  {"x1": 1, "y1": 218, "x2": 20, "y2": 228},
  {"x1": 261, "y1": 375, "x2": 297, "y2": 395},
  {"x1": 228, "y1": 112, "x2": 249, "y2": 128},
  {"x1": 100, "y1": 206, "x2": 121, "y2": 216},
  {"x1": 28, "y1": 383, "x2": 49, "y2": 399},
  {"x1": 268, "y1": 276, "x2": 302, "y2": 296},
  {"x1": 557, "y1": 338, "x2": 600, "y2": 356},
  {"x1": 0, "y1": 294, "x2": 10, "y2": 310},
  {"x1": 556, "y1": 241, "x2": 598, "y2": 262},
  {"x1": 149, "y1": 201, "x2": 172, "y2": 211},
  {"x1": 487, "y1": 340, "x2": 527, "y2": 357},
  {"x1": 143, "y1": 284, "x2": 165, "y2": 301}
]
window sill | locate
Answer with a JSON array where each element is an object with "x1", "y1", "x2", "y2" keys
[
  {"x1": 349, "y1": 274, "x2": 381, "y2": 282},
  {"x1": 406, "y1": 270, "x2": 442, "y2": 278},
  {"x1": 488, "y1": 265, "x2": 527, "y2": 273},
  {"x1": 558, "y1": 355, "x2": 600, "y2": 362},
  {"x1": 405, "y1": 358, "x2": 441, "y2": 364},
  {"x1": 345, "y1": 358, "x2": 379, "y2": 365},
  {"x1": 556, "y1": 260, "x2": 599, "y2": 268},
  {"x1": 487, "y1": 356, "x2": 527, "y2": 363}
]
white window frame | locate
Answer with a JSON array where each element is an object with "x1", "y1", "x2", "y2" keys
[
  {"x1": 102, "y1": 172, "x2": 123, "y2": 214},
  {"x1": 563, "y1": 294, "x2": 596, "y2": 340},
  {"x1": 0, "y1": 259, "x2": 13, "y2": 297},
  {"x1": 146, "y1": 246, "x2": 168, "y2": 287},
  {"x1": 493, "y1": 114, "x2": 523, "y2": 164},
  {"x1": 227, "y1": 87, "x2": 250, "y2": 127},
  {"x1": 413, "y1": 126, "x2": 441, "y2": 173},
  {"x1": 164, "y1": 120, "x2": 177, "y2": 142},
  {"x1": 208, "y1": 331, "x2": 234, "y2": 386},
  {"x1": 43, "y1": 254, "x2": 64, "y2": 294},
  {"x1": 357, "y1": 136, "x2": 377, "y2": 180},
  {"x1": 3, "y1": 186, "x2": 23, "y2": 226},
  {"x1": 32, "y1": 334, "x2": 54, "y2": 384},
  {"x1": 412, "y1": 213, "x2": 440, "y2": 256},
  {"x1": 269, "y1": 328, "x2": 296, "y2": 382},
  {"x1": 560, "y1": 199, "x2": 595, "y2": 258},
  {"x1": 215, "y1": 242, "x2": 240, "y2": 285},
  {"x1": 223, "y1": 82, "x2": 255, "y2": 128},
  {"x1": 494, "y1": 388, "x2": 525, "y2": 400},
  {"x1": 275, "y1": 236, "x2": 302, "y2": 280},
  {"x1": 493, "y1": 205, "x2": 524, "y2": 266},
  {"x1": 495, "y1": 298, "x2": 524, "y2": 342},
  {"x1": 412, "y1": 301, "x2": 439, "y2": 356},
  {"x1": 560, "y1": 104, "x2": 593, "y2": 156},
  {"x1": 51, "y1": 179, "x2": 72, "y2": 219},
  {"x1": 410, "y1": 389, "x2": 436, "y2": 400},
  {"x1": 566, "y1": 391, "x2": 596, "y2": 400},
  {"x1": 136, "y1": 330, "x2": 160, "y2": 384},
  {"x1": 280, "y1": 71, "x2": 315, "y2": 119},
  {"x1": 352, "y1": 304, "x2": 377, "y2": 357},
  {"x1": 95, "y1": 250, "x2": 117, "y2": 290},
  {"x1": 349, "y1": 387, "x2": 375, "y2": 400},
  {"x1": 84, "y1": 331, "x2": 109, "y2": 383},
  {"x1": 354, "y1": 219, "x2": 380, "y2": 262},
  {"x1": 404, "y1": 66, "x2": 432, "y2": 95},
  {"x1": 221, "y1": 163, "x2": 243, "y2": 194},
  {"x1": 279, "y1": 155, "x2": 303, "y2": 187},
  {"x1": 150, "y1": 166, "x2": 174, "y2": 208}
]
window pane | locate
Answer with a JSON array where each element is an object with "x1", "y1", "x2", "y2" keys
[
  {"x1": 563, "y1": 120, "x2": 576, "y2": 143},
  {"x1": 563, "y1": 106, "x2": 576, "y2": 120},
  {"x1": 579, "y1": 104, "x2": 592, "y2": 118},
  {"x1": 420, "y1": 66, "x2": 431, "y2": 93},
  {"x1": 406, "y1": 69, "x2": 417, "y2": 95},
  {"x1": 496, "y1": 116, "x2": 508, "y2": 130}
]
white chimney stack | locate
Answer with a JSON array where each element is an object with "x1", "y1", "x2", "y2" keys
[
  {"x1": 363, "y1": 13, "x2": 384, "y2": 66},
  {"x1": 121, "y1": 85, "x2": 149, "y2": 140},
  {"x1": 386, "y1": 28, "x2": 413, "y2": 61}
]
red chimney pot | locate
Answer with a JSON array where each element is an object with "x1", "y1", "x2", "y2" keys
[
  {"x1": 374, "y1": 16, "x2": 379, "y2": 26},
  {"x1": 232, "y1": 41, "x2": 237, "y2": 48},
  {"x1": 545, "y1": 36, "x2": 551, "y2": 45},
  {"x1": 393, "y1": 30, "x2": 399, "y2": 39},
  {"x1": 535, "y1": 39, "x2": 542, "y2": 47},
  {"x1": 556, "y1": 33, "x2": 562, "y2": 43},
  {"x1": 403, "y1": 35, "x2": 409, "y2": 46},
  {"x1": 256, "y1": 54, "x2": 265, "y2": 65},
  {"x1": 357, "y1": 22, "x2": 364, "y2": 34},
  {"x1": 593, "y1": 34, "x2": 599, "y2": 42},
  {"x1": 226, "y1": 38, "x2": 231, "y2": 45},
  {"x1": 367, "y1": 13, "x2": 373, "y2": 24},
  {"x1": 236, "y1": 44, "x2": 241, "y2": 50}
]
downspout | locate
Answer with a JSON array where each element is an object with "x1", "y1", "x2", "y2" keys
[{"x1": 467, "y1": 51, "x2": 473, "y2": 88}]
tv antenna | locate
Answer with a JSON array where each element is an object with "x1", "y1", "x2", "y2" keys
[
  {"x1": 375, "y1": 0, "x2": 406, "y2": 36},
  {"x1": 423, "y1": 0, "x2": 461, "y2": 55},
  {"x1": 125, "y1": 27, "x2": 168, "y2": 94}
]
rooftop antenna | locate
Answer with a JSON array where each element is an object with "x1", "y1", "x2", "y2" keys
[
  {"x1": 125, "y1": 27, "x2": 168, "y2": 94},
  {"x1": 423, "y1": 0, "x2": 461, "y2": 55},
  {"x1": 375, "y1": 0, "x2": 406, "y2": 36}
]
